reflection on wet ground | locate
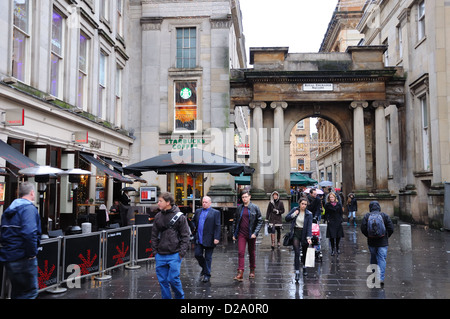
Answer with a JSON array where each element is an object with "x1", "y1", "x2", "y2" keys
[{"x1": 39, "y1": 223, "x2": 450, "y2": 299}]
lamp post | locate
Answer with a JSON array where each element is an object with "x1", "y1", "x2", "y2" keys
[{"x1": 19, "y1": 166, "x2": 64, "y2": 234}]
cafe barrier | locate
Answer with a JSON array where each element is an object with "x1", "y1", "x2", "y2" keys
[{"x1": 0, "y1": 224, "x2": 155, "y2": 298}]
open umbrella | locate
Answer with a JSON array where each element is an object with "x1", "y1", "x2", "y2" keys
[
  {"x1": 123, "y1": 148, "x2": 254, "y2": 213},
  {"x1": 121, "y1": 186, "x2": 137, "y2": 192},
  {"x1": 319, "y1": 180, "x2": 333, "y2": 187}
]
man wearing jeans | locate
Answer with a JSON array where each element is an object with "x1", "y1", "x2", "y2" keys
[
  {"x1": 0, "y1": 182, "x2": 41, "y2": 299},
  {"x1": 361, "y1": 201, "x2": 394, "y2": 287},
  {"x1": 151, "y1": 192, "x2": 190, "y2": 299}
]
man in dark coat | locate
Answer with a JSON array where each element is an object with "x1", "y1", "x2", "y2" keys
[
  {"x1": 0, "y1": 182, "x2": 41, "y2": 299},
  {"x1": 307, "y1": 188, "x2": 322, "y2": 221},
  {"x1": 361, "y1": 201, "x2": 394, "y2": 287},
  {"x1": 193, "y1": 196, "x2": 221, "y2": 282}
]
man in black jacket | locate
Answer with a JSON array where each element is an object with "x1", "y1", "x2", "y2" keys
[
  {"x1": 361, "y1": 201, "x2": 394, "y2": 287},
  {"x1": 193, "y1": 196, "x2": 221, "y2": 282},
  {"x1": 151, "y1": 192, "x2": 190, "y2": 299}
]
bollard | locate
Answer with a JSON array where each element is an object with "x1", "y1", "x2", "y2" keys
[
  {"x1": 399, "y1": 224, "x2": 412, "y2": 252},
  {"x1": 319, "y1": 223, "x2": 328, "y2": 251},
  {"x1": 81, "y1": 222, "x2": 91, "y2": 234}
]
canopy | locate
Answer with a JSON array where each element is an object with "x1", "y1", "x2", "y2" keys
[
  {"x1": 235, "y1": 172, "x2": 251, "y2": 185},
  {"x1": 290, "y1": 172, "x2": 317, "y2": 186},
  {"x1": 81, "y1": 153, "x2": 133, "y2": 183},
  {"x1": 0, "y1": 139, "x2": 38, "y2": 169},
  {"x1": 123, "y1": 148, "x2": 254, "y2": 176}
]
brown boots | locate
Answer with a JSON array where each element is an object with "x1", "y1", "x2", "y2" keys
[
  {"x1": 233, "y1": 270, "x2": 244, "y2": 281},
  {"x1": 233, "y1": 269, "x2": 255, "y2": 281}
]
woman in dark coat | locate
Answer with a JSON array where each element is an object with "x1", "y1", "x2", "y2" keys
[
  {"x1": 324, "y1": 192, "x2": 344, "y2": 256},
  {"x1": 285, "y1": 198, "x2": 312, "y2": 281},
  {"x1": 266, "y1": 191, "x2": 285, "y2": 249}
]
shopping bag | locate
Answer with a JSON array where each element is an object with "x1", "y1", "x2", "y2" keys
[{"x1": 305, "y1": 246, "x2": 315, "y2": 268}]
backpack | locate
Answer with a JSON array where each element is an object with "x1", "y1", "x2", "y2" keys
[{"x1": 367, "y1": 212, "x2": 386, "y2": 238}]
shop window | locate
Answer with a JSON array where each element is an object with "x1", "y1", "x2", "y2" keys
[
  {"x1": 12, "y1": 0, "x2": 31, "y2": 83},
  {"x1": 175, "y1": 81, "x2": 197, "y2": 132},
  {"x1": 167, "y1": 173, "x2": 203, "y2": 207}
]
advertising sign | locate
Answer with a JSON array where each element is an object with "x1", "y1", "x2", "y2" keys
[
  {"x1": 105, "y1": 227, "x2": 131, "y2": 269},
  {"x1": 63, "y1": 233, "x2": 101, "y2": 280},
  {"x1": 136, "y1": 225, "x2": 154, "y2": 261},
  {"x1": 140, "y1": 186, "x2": 157, "y2": 203},
  {"x1": 37, "y1": 238, "x2": 60, "y2": 290}
]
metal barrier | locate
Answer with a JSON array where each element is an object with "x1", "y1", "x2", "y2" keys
[{"x1": 1, "y1": 224, "x2": 154, "y2": 298}]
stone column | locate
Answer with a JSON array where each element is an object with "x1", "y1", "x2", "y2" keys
[
  {"x1": 249, "y1": 102, "x2": 266, "y2": 192},
  {"x1": 351, "y1": 101, "x2": 368, "y2": 191},
  {"x1": 374, "y1": 101, "x2": 389, "y2": 192},
  {"x1": 270, "y1": 101, "x2": 288, "y2": 191}
]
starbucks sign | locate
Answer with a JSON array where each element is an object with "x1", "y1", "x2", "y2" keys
[{"x1": 180, "y1": 87, "x2": 192, "y2": 99}]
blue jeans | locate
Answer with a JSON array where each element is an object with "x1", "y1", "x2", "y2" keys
[
  {"x1": 369, "y1": 246, "x2": 388, "y2": 281},
  {"x1": 5, "y1": 257, "x2": 38, "y2": 299},
  {"x1": 155, "y1": 253, "x2": 184, "y2": 299}
]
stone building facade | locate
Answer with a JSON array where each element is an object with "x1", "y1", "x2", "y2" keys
[
  {"x1": 127, "y1": 0, "x2": 246, "y2": 206},
  {"x1": 357, "y1": 0, "x2": 449, "y2": 228},
  {"x1": 0, "y1": 0, "x2": 134, "y2": 230}
]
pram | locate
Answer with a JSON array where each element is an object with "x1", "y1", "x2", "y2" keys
[{"x1": 311, "y1": 219, "x2": 323, "y2": 262}]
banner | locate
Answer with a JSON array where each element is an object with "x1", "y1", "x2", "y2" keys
[
  {"x1": 136, "y1": 225, "x2": 154, "y2": 261},
  {"x1": 37, "y1": 238, "x2": 60, "y2": 290},
  {"x1": 63, "y1": 233, "x2": 101, "y2": 281},
  {"x1": 105, "y1": 227, "x2": 132, "y2": 269}
]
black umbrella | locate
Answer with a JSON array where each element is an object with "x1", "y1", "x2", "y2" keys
[
  {"x1": 123, "y1": 149, "x2": 254, "y2": 213},
  {"x1": 121, "y1": 186, "x2": 137, "y2": 192}
]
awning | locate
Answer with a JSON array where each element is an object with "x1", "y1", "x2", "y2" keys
[
  {"x1": 100, "y1": 156, "x2": 147, "y2": 183},
  {"x1": 235, "y1": 172, "x2": 251, "y2": 185},
  {"x1": 80, "y1": 153, "x2": 133, "y2": 183},
  {"x1": 0, "y1": 139, "x2": 38, "y2": 169}
]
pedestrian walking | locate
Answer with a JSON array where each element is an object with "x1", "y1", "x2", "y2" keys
[
  {"x1": 360, "y1": 201, "x2": 394, "y2": 287},
  {"x1": 232, "y1": 190, "x2": 264, "y2": 281},
  {"x1": 151, "y1": 192, "x2": 191, "y2": 299},
  {"x1": 192, "y1": 196, "x2": 221, "y2": 283},
  {"x1": 285, "y1": 197, "x2": 312, "y2": 281},
  {"x1": 266, "y1": 191, "x2": 285, "y2": 249},
  {"x1": 0, "y1": 182, "x2": 41, "y2": 299},
  {"x1": 324, "y1": 192, "x2": 344, "y2": 256},
  {"x1": 347, "y1": 193, "x2": 358, "y2": 226},
  {"x1": 307, "y1": 188, "x2": 322, "y2": 221}
]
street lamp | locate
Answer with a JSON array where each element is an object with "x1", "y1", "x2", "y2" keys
[
  {"x1": 59, "y1": 169, "x2": 92, "y2": 227},
  {"x1": 19, "y1": 166, "x2": 64, "y2": 234}
]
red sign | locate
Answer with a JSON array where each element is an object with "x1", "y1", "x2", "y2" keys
[{"x1": 5, "y1": 109, "x2": 24, "y2": 126}]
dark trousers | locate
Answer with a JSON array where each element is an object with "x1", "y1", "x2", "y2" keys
[
  {"x1": 5, "y1": 257, "x2": 38, "y2": 299},
  {"x1": 194, "y1": 244, "x2": 215, "y2": 278},
  {"x1": 293, "y1": 228, "x2": 308, "y2": 270}
]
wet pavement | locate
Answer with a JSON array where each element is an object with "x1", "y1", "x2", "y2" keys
[{"x1": 38, "y1": 222, "x2": 450, "y2": 300}]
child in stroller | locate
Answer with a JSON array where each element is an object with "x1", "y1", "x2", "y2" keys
[{"x1": 311, "y1": 218, "x2": 323, "y2": 262}]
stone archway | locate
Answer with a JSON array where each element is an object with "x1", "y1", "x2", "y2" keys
[{"x1": 231, "y1": 46, "x2": 405, "y2": 215}]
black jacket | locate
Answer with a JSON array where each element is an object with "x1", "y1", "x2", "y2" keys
[
  {"x1": 151, "y1": 205, "x2": 191, "y2": 257},
  {"x1": 233, "y1": 202, "x2": 264, "y2": 239},
  {"x1": 193, "y1": 207, "x2": 221, "y2": 247},
  {"x1": 361, "y1": 201, "x2": 394, "y2": 247},
  {"x1": 285, "y1": 207, "x2": 313, "y2": 246}
]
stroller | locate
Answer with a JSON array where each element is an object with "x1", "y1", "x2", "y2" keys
[{"x1": 311, "y1": 219, "x2": 323, "y2": 262}]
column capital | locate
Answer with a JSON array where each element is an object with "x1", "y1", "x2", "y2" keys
[
  {"x1": 249, "y1": 101, "x2": 267, "y2": 109},
  {"x1": 270, "y1": 101, "x2": 288, "y2": 109},
  {"x1": 350, "y1": 101, "x2": 369, "y2": 109},
  {"x1": 372, "y1": 100, "x2": 389, "y2": 109}
]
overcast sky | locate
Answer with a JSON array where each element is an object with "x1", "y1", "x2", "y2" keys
[{"x1": 239, "y1": 0, "x2": 338, "y2": 57}]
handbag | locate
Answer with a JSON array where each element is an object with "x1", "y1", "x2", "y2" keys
[
  {"x1": 282, "y1": 229, "x2": 294, "y2": 246},
  {"x1": 305, "y1": 246, "x2": 315, "y2": 268}
]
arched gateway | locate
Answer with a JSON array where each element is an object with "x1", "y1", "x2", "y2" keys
[{"x1": 231, "y1": 47, "x2": 405, "y2": 216}]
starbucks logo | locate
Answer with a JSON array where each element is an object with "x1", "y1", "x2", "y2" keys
[{"x1": 180, "y1": 87, "x2": 192, "y2": 99}]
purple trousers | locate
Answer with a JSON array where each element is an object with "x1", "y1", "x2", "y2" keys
[{"x1": 237, "y1": 235, "x2": 256, "y2": 270}]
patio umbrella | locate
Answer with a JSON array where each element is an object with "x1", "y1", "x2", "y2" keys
[
  {"x1": 319, "y1": 180, "x2": 333, "y2": 187},
  {"x1": 123, "y1": 148, "x2": 254, "y2": 213},
  {"x1": 290, "y1": 172, "x2": 317, "y2": 186}
]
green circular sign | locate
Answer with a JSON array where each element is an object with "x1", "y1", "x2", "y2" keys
[{"x1": 180, "y1": 87, "x2": 192, "y2": 99}]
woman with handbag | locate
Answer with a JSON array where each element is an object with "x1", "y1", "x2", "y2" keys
[
  {"x1": 266, "y1": 191, "x2": 285, "y2": 250},
  {"x1": 285, "y1": 198, "x2": 312, "y2": 281}
]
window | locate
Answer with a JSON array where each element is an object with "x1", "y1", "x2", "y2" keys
[
  {"x1": 51, "y1": 10, "x2": 64, "y2": 98},
  {"x1": 175, "y1": 81, "x2": 197, "y2": 132},
  {"x1": 116, "y1": 0, "x2": 123, "y2": 36},
  {"x1": 297, "y1": 120, "x2": 304, "y2": 130},
  {"x1": 100, "y1": 0, "x2": 110, "y2": 22},
  {"x1": 386, "y1": 116, "x2": 393, "y2": 176},
  {"x1": 418, "y1": 1, "x2": 425, "y2": 41},
  {"x1": 176, "y1": 27, "x2": 196, "y2": 68},
  {"x1": 78, "y1": 32, "x2": 89, "y2": 110},
  {"x1": 420, "y1": 95, "x2": 430, "y2": 170},
  {"x1": 297, "y1": 158, "x2": 305, "y2": 171},
  {"x1": 383, "y1": 38, "x2": 389, "y2": 66},
  {"x1": 12, "y1": 0, "x2": 31, "y2": 82},
  {"x1": 296, "y1": 136, "x2": 305, "y2": 151},
  {"x1": 115, "y1": 65, "x2": 122, "y2": 126},
  {"x1": 397, "y1": 26, "x2": 403, "y2": 61},
  {"x1": 98, "y1": 51, "x2": 107, "y2": 119}
]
